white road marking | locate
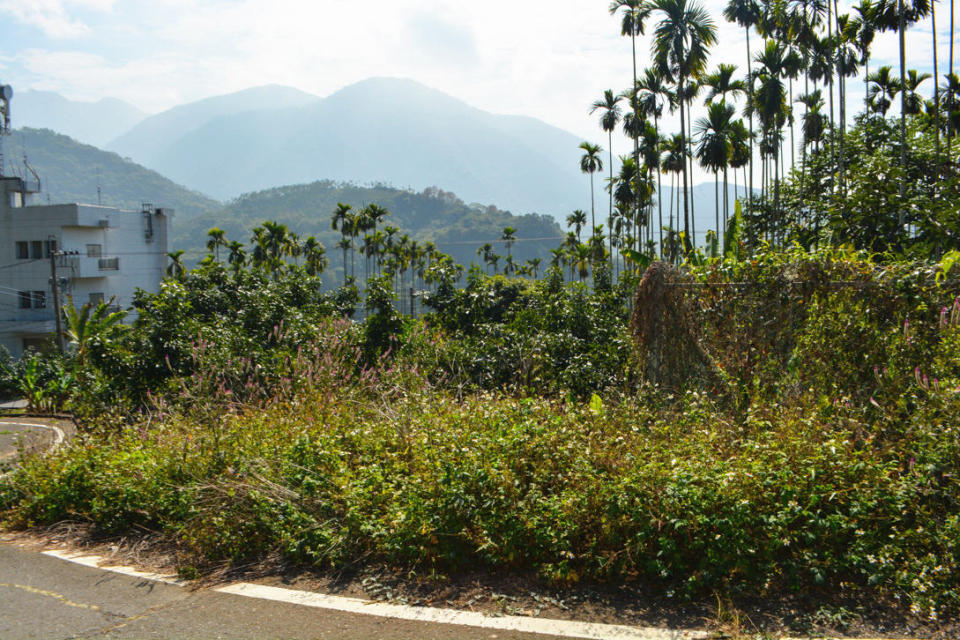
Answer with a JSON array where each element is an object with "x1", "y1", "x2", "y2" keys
[
  {"x1": 0, "y1": 420, "x2": 67, "y2": 480},
  {"x1": 0, "y1": 421, "x2": 65, "y2": 450},
  {"x1": 42, "y1": 550, "x2": 186, "y2": 586},
  {"x1": 218, "y1": 582, "x2": 708, "y2": 639},
  {"x1": 40, "y1": 549, "x2": 708, "y2": 640}
]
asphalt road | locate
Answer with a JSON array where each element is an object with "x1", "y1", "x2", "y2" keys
[
  {"x1": 0, "y1": 418, "x2": 65, "y2": 472},
  {"x1": 0, "y1": 545, "x2": 579, "y2": 640}
]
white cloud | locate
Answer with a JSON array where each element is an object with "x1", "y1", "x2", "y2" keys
[
  {"x1": 0, "y1": 0, "x2": 90, "y2": 38},
  {"x1": 5, "y1": 0, "x2": 955, "y2": 159}
]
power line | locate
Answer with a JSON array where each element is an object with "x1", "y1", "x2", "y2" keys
[{"x1": 0, "y1": 258, "x2": 43, "y2": 270}]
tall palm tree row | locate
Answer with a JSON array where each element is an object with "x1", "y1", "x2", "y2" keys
[
  {"x1": 591, "y1": 90, "x2": 623, "y2": 237},
  {"x1": 651, "y1": 0, "x2": 718, "y2": 252},
  {"x1": 594, "y1": 0, "x2": 951, "y2": 260}
]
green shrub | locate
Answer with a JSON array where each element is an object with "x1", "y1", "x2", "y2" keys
[{"x1": 3, "y1": 382, "x2": 958, "y2": 618}]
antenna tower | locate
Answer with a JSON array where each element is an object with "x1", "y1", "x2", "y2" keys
[{"x1": 0, "y1": 82, "x2": 12, "y2": 177}]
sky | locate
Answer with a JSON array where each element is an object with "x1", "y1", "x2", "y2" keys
[{"x1": 0, "y1": 0, "x2": 956, "y2": 163}]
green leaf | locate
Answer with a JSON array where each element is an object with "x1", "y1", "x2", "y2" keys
[{"x1": 589, "y1": 393, "x2": 603, "y2": 415}]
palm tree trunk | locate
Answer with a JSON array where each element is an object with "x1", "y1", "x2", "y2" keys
[
  {"x1": 655, "y1": 113, "x2": 664, "y2": 258},
  {"x1": 687, "y1": 98, "x2": 697, "y2": 249},
  {"x1": 714, "y1": 172, "x2": 719, "y2": 253},
  {"x1": 723, "y1": 164, "x2": 729, "y2": 243},
  {"x1": 774, "y1": 143, "x2": 781, "y2": 245},
  {"x1": 590, "y1": 172, "x2": 596, "y2": 234},
  {"x1": 898, "y1": 0, "x2": 907, "y2": 231},
  {"x1": 680, "y1": 81, "x2": 691, "y2": 253},
  {"x1": 950, "y1": 0, "x2": 956, "y2": 159},
  {"x1": 608, "y1": 129, "x2": 615, "y2": 268},
  {"x1": 789, "y1": 77, "x2": 796, "y2": 171},
  {"x1": 933, "y1": 0, "x2": 942, "y2": 176},
  {"x1": 834, "y1": 0, "x2": 846, "y2": 204},
  {"x1": 631, "y1": 32, "x2": 641, "y2": 236},
  {"x1": 746, "y1": 26, "x2": 755, "y2": 214},
  {"x1": 667, "y1": 173, "x2": 675, "y2": 263},
  {"x1": 827, "y1": 3, "x2": 835, "y2": 185},
  {"x1": 801, "y1": 65, "x2": 809, "y2": 196}
]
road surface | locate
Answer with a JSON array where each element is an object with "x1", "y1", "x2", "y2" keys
[{"x1": 0, "y1": 543, "x2": 710, "y2": 640}]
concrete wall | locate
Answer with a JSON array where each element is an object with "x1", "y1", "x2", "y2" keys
[{"x1": 0, "y1": 177, "x2": 170, "y2": 358}]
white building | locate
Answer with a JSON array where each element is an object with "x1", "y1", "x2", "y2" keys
[{"x1": 0, "y1": 175, "x2": 171, "y2": 357}]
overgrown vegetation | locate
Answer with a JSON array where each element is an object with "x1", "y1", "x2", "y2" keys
[{"x1": 1, "y1": 239, "x2": 959, "y2": 623}]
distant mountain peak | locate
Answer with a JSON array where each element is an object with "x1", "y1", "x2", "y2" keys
[
  {"x1": 97, "y1": 77, "x2": 590, "y2": 217},
  {"x1": 13, "y1": 90, "x2": 148, "y2": 147}
]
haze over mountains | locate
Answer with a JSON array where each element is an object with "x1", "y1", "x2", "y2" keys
[
  {"x1": 13, "y1": 77, "x2": 744, "y2": 242},
  {"x1": 107, "y1": 85, "x2": 319, "y2": 170},
  {"x1": 7, "y1": 128, "x2": 218, "y2": 218},
  {"x1": 105, "y1": 78, "x2": 588, "y2": 219},
  {"x1": 14, "y1": 91, "x2": 147, "y2": 148}
]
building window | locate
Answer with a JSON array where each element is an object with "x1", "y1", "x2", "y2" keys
[
  {"x1": 18, "y1": 291, "x2": 31, "y2": 309},
  {"x1": 32, "y1": 291, "x2": 46, "y2": 309},
  {"x1": 86, "y1": 244, "x2": 102, "y2": 257},
  {"x1": 89, "y1": 292, "x2": 104, "y2": 306},
  {"x1": 30, "y1": 240, "x2": 44, "y2": 259},
  {"x1": 15, "y1": 241, "x2": 28, "y2": 259}
]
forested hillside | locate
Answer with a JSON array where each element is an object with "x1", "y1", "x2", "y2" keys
[
  {"x1": 7, "y1": 128, "x2": 219, "y2": 218},
  {"x1": 174, "y1": 180, "x2": 564, "y2": 285}
]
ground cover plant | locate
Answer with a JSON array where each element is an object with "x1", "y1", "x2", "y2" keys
[{"x1": 1, "y1": 241, "x2": 959, "y2": 629}]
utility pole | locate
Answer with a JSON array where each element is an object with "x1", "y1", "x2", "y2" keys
[{"x1": 49, "y1": 243, "x2": 65, "y2": 354}]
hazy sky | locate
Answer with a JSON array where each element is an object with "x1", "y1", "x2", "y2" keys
[{"x1": 0, "y1": 0, "x2": 955, "y2": 149}]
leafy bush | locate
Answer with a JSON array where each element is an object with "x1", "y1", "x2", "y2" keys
[
  {"x1": 0, "y1": 345, "x2": 14, "y2": 400},
  {"x1": 0, "y1": 350, "x2": 73, "y2": 413},
  {"x1": 423, "y1": 268, "x2": 633, "y2": 398},
  {"x1": 4, "y1": 228, "x2": 960, "y2": 621},
  {"x1": 2, "y1": 380, "x2": 957, "y2": 618}
]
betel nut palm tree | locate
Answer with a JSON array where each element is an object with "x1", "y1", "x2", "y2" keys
[
  {"x1": 610, "y1": 0, "x2": 653, "y2": 162},
  {"x1": 875, "y1": 0, "x2": 930, "y2": 229},
  {"x1": 579, "y1": 142, "x2": 604, "y2": 234},
  {"x1": 165, "y1": 250, "x2": 186, "y2": 279},
  {"x1": 206, "y1": 227, "x2": 227, "y2": 262},
  {"x1": 567, "y1": 209, "x2": 588, "y2": 243},
  {"x1": 651, "y1": 0, "x2": 718, "y2": 252},
  {"x1": 590, "y1": 89, "x2": 623, "y2": 229},
  {"x1": 635, "y1": 67, "x2": 673, "y2": 255},
  {"x1": 695, "y1": 101, "x2": 737, "y2": 240},
  {"x1": 63, "y1": 295, "x2": 127, "y2": 370},
  {"x1": 866, "y1": 65, "x2": 901, "y2": 115},
  {"x1": 501, "y1": 226, "x2": 517, "y2": 262},
  {"x1": 723, "y1": 0, "x2": 761, "y2": 203}
]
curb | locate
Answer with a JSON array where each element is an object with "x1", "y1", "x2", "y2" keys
[{"x1": 41, "y1": 549, "x2": 709, "y2": 640}]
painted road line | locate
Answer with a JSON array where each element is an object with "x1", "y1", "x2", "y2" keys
[
  {"x1": 0, "y1": 421, "x2": 65, "y2": 450},
  {"x1": 0, "y1": 421, "x2": 67, "y2": 480},
  {"x1": 42, "y1": 550, "x2": 186, "y2": 586},
  {"x1": 40, "y1": 549, "x2": 706, "y2": 640},
  {"x1": 214, "y1": 583, "x2": 707, "y2": 640}
]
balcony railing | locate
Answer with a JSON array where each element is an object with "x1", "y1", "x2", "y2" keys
[{"x1": 98, "y1": 257, "x2": 119, "y2": 271}]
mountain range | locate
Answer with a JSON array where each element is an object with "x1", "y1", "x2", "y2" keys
[
  {"x1": 13, "y1": 91, "x2": 147, "y2": 148},
  {"x1": 6, "y1": 128, "x2": 218, "y2": 218},
  {"x1": 9, "y1": 79, "x2": 749, "y2": 266},
  {"x1": 104, "y1": 78, "x2": 589, "y2": 219}
]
